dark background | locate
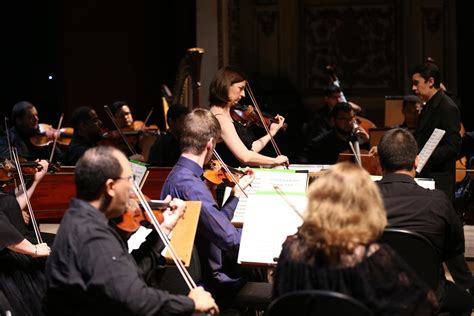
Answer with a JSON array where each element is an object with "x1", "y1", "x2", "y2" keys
[
  {"x1": 1, "y1": 1, "x2": 472, "y2": 134},
  {"x1": 0, "y1": 0, "x2": 196, "y2": 130}
]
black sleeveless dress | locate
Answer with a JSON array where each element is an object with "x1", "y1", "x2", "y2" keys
[{"x1": 215, "y1": 121, "x2": 256, "y2": 168}]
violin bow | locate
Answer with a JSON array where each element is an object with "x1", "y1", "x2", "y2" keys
[
  {"x1": 4, "y1": 117, "x2": 20, "y2": 188},
  {"x1": 48, "y1": 113, "x2": 64, "y2": 164},
  {"x1": 212, "y1": 149, "x2": 248, "y2": 198},
  {"x1": 325, "y1": 64, "x2": 348, "y2": 102},
  {"x1": 4, "y1": 117, "x2": 14, "y2": 162},
  {"x1": 131, "y1": 180, "x2": 197, "y2": 290},
  {"x1": 273, "y1": 185, "x2": 304, "y2": 220},
  {"x1": 11, "y1": 147, "x2": 43, "y2": 244},
  {"x1": 103, "y1": 105, "x2": 138, "y2": 156},
  {"x1": 348, "y1": 141, "x2": 362, "y2": 167},
  {"x1": 245, "y1": 83, "x2": 288, "y2": 168},
  {"x1": 141, "y1": 107, "x2": 154, "y2": 131}
]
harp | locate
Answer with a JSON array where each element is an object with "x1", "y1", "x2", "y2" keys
[{"x1": 172, "y1": 47, "x2": 205, "y2": 110}]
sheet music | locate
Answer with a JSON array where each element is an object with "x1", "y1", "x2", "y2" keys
[
  {"x1": 226, "y1": 168, "x2": 309, "y2": 225},
  {"x1": 236, "y1": 169, "x2": 308, "y2": 265},
  {"x1": 283, "y1": 164, "x2": 332, "y2": 173},
  {"x1": 416, "y1": 128, "x2": 445, "y2": 174},
  {"x1": 130, "y1": 160, "x2": 148, "y2": 188},
  {"x1": 127, "y1": 226, "x2": 153, "y2": 253},
  {"x1": 237, "y1": 190, "x2": 306, "y2": 265},
  {"x1": 370, "y1": 175, "x2": 435, "y2": 190}
]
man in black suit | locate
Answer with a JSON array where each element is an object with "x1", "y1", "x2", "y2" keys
[
  {"x1": 377, "y1": 128, "x2": 474, "y2": 315},
  {"x1": 411, "y1": 62, "x2": 461, "y2": 199}
]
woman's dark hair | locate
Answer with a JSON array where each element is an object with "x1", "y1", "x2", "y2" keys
[
  {"x1": 110, "y1": 101, "x2": 129, "y2": 115},
  {"x1": 75, "y1": 146, "x2": 123, "y2": 201},
  {"x1": 208, "y1": 66, "x2": 247, "y2": 106}
]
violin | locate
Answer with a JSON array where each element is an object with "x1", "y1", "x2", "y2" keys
[
  {"x1": 123, "y1": 121, "x2": 162, "y2": 136},
  {"x1": 231, "y1": 104, "x2": 287, "y2": 131},
  {"x1": 114, "y1": 193, "x2": 168, "y2": 234},
  {"x1": 103, "y1": 105, "x2": 162, "y2": 161},
  {"x1": 0, "y1": 158, "x2": 43, "y2": 182},
  {"x1": 203, "y1": 159, "x2": 246, "y2": 186},
  {"x1": 30, "y1": 123, "x2": 74, "y2": 147}
]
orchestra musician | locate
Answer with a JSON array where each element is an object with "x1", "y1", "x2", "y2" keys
[
  {"x1": 296, "y1": 102, "x2": 369, "y2": 164},
  {"x1": 209, "y1": 66, "x2": 288, "y2": 168},
  {"x1": 45, "y1": 146, "x2": 218, "y2": 316},
  {"x1": 61, "y1": 106, "x2": 103, "y2": 166},
  {"x1": 411, "y1": 62, "x2": 461, "y2": 200},
  {"x1": 0, "y1": 159, "x2": 52, "y2": 316},
  {"x1": 110, "y1": 101, "x2": 135, "y2": 130},
  {"x1": 0, "y1": 101, "x2": 61, "y2": 161},
  {"x1": 109, "y1": 100, "x2": 157, "y2": 162},
  {"x1": 148, "y1": 104, "x2": 190, "y2": 167},
  {"x1": 301, "y1": 84, "x2": 362, "y2": 146},
  {"x1": 272, "y1": 162, "x2": 438, "y2": 315},
  {"x1": 376, "y1": 128, "x2": 474, "y2": 314},
  {"x1": 397, "y1": 95, "x2": 422, "y2": 130},
  {"x1": 160, "y1": 109, "x2": 266, "y2": 309}
]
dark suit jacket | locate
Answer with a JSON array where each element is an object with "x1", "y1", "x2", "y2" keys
[{"x1": 415, "y1": 90, "x2": 461, "y2": 199}]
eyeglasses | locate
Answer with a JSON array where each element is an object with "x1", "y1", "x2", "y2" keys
[{"x1": 113, "y1": 175, "x2": 134, "y2": 182}]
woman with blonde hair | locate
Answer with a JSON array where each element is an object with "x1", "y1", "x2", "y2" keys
[{"x1": 273, "y1": 162, "x2": 438, "y2": 315}]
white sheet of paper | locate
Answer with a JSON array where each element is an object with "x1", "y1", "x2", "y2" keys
[
  {"x1": 127, "y1": 226, "x2": 153, "y2": 253},
  {"x1": 275, "y1": 164, "x2": 333, "y2": 172},
  {"x1": 237, "y1": 192, "x2": 306, "y2": 265},
  {"x1": 130, "y1": 160, "x2": 148, "y2": 187},
  {"x1": 236, "y1": 169, "x2": 308, "y2": 265},
  {"x1": 228, "y1": 168, "x2": 309, "y2": 225},
  {"x1": 370, "y1": 175, "x2": 435, "y2": 190},
  {"x1": 416, "y1": 128, "x2": 446, "y2": 174}
]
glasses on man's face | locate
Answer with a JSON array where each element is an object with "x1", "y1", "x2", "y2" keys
[{"x1": 113, "y1": 175, "x2": 134, "y2": 183}]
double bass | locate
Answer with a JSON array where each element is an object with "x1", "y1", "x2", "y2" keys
[{"x1": 325, "y1": 65, "x2": 377, "y2": 132}]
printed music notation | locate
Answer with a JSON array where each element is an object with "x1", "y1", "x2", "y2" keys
[
  {"x1": 232, "y1": 168, "x2": 308, "y2": 266},
  {"x1": 416, "y1": 128, "x2": 446, "y2": 174}
]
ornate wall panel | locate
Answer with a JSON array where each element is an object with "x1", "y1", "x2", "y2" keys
[{"x1": 301, "y1": 0, "x2": 401, "y2": 94}]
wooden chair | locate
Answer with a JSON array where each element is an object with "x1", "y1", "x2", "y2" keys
[{"x1": 266, "y1": 290, "x2": 372, "y2": 316}]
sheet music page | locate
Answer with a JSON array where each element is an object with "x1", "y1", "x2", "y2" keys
[
  {"x1": 370, "y1": 175, "x2": 435, "y2": 190},
  {"x1": 236, "y1": 169, "x2": 308, "y2": 265},
  {"x1": 276, "y1": 164, "x2": 332, "y2": 173},
  {"x1": 130, "y1": 160, "x2": 148, "y2": 187},
  {"x1": 227, "y1": 168, "x2": 308, "y2": 225},
  {"x1": 127, "y1": 226, "x2": 153, "y2": 253},
  {"x1": 416, "y1": 128, "x2": 446, "y2": 174}
]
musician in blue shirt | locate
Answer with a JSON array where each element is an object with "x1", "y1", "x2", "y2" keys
[{"x1": 160, "y1": 108, "x2": 254, "y2": 305}]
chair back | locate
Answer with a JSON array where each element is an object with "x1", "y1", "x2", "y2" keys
[
  {"x1": 380, "y1": 228, "x2": 441, "y2": 290},
  {"x1": 266, "y1": 290, "x2": 372, "y2": 316},
  {"x1": 0, "y1": 290, "x2": 12, "y2": 316}
]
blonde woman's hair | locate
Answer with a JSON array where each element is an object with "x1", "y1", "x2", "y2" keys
[{"x1": 298, "y1": 162, "x2": 387, "y2": 262}]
